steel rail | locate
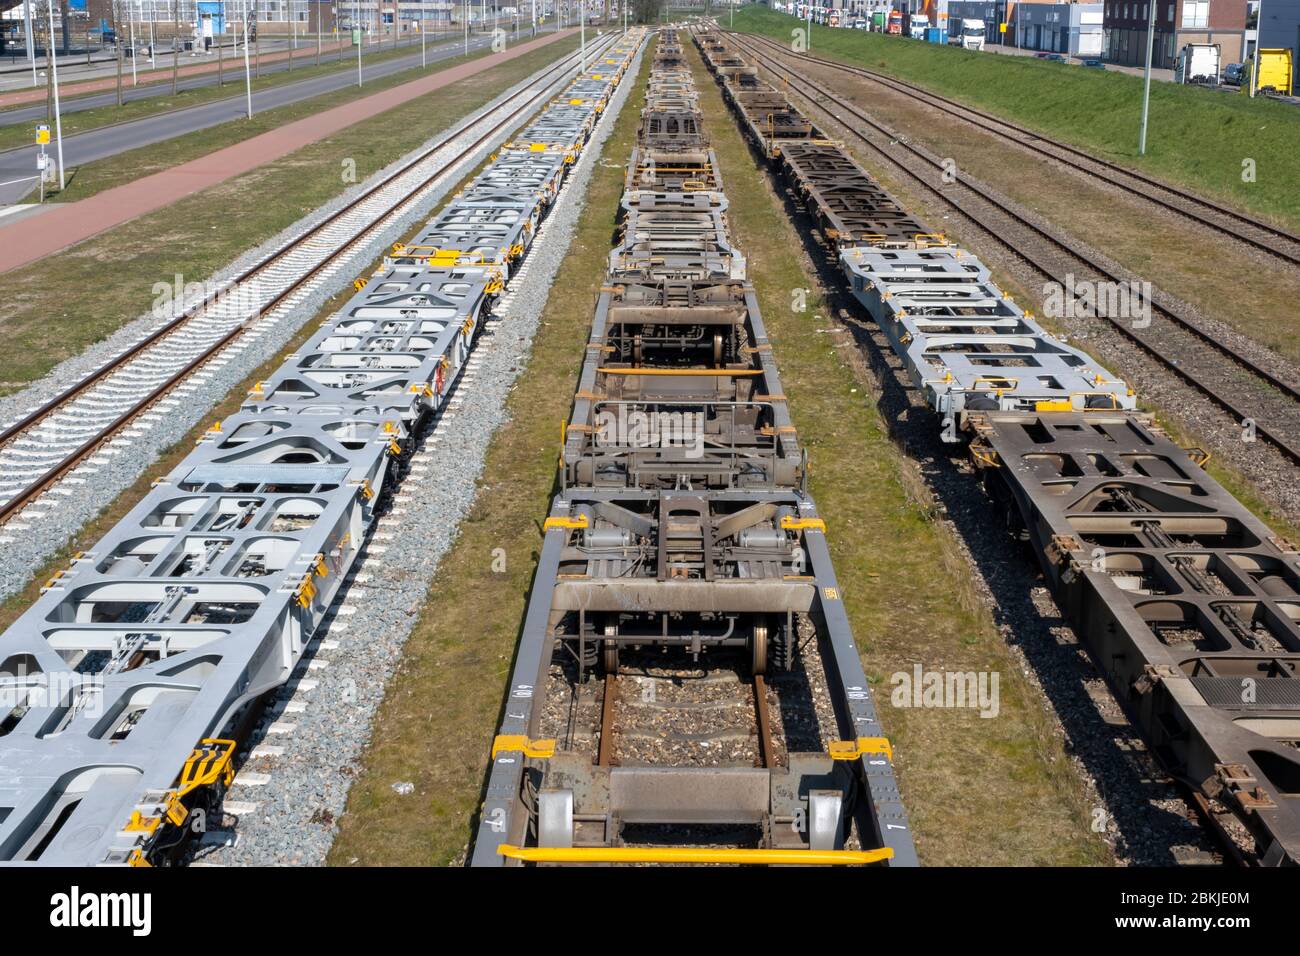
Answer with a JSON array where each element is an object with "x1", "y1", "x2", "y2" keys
[
  {"x1": 734, "y1": 30, "x2": 1300, "y2": 268},
  {"x1": 0, "y1": 37, "x2": 613, "y2": 527},
  {"x1": 728, "y1": 35, "x2": 1300, "y2": 467}
]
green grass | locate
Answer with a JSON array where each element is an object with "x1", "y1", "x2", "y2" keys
[
  {"x1": 0, "y1": 35, "x2": 471, "y2": 155},
  {"x1": 329, "y1": 36, "x2": 1112, "y2": 867},
  {"x1": 683, "y1": 41, "x2": 1109, "y2": 865},
  {"x1": 0, "y1": 35, "x2": 579, "y2": 395},
  {"x1": 730, "y1": 6, "x2": 1300, "y2": 229},
  {"x1": 328, "y1": 44, "x2": 656, "y2": 868},
  {"x1": 41, "y1": 33, "x2": 558, "y2": 203}
]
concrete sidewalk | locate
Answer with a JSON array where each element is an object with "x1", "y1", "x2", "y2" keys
[{"x1": 0, "y1": 29, "x2": 574, "y2": 274}]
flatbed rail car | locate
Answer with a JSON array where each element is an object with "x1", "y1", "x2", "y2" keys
[
  {"x1": 697, "y1": 29, "x2": 1300, "y2": 865},
  {"x1": 0, "y1": 35, "x2": 636, "y2": 868},
  {"x1": 472, "y1": 31, "x2": 916, "y2": 868}
]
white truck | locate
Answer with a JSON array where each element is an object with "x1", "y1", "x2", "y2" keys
[
  {"x1": 1174, "y1": 43, "x2": 1221, "y2": 85},
  {"x1": 908, "y1": 14, "x2": 929, "y2": 38},
  {"x1": 949, "y1": 18, "x2": 986, "y2": 50}
]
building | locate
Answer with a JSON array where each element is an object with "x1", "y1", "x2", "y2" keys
[
  {"x1": 944, "y1": 0, "x2": 1105, "y2": 50},
  {"x1": 1256, "y1": 0, "x2": 1299, "y2": 87},
  {"x1": 1103, "y1": 0, "x2": 1248, "y2": 68},
  {"x1": 945, "y1": 0, "x2": 1002, "y2": 42},
  {"x1": 1017, "y1": 1, "x2": 1104, "y2": 53}
]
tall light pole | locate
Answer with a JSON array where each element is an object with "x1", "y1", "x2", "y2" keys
[
  {"x1": 24, "y1": 0, "x2": 37, "y2": 87},
  {"x1": 355, "y1": 0, "x2": 362, "y2": 83},
  {"x1": 46, "y1": 0, "x2": 64, "y2": 190},
  {"x1": 241, "y1": 1, "x2": 252, "y2": 115},
  {"x1": 1137, "y1": 0, "x2": 1156, "y2": 154},
  {"x1": 129, "y1": 17, "x2": 137, "y2": 84},
  {"x1": 580, "y1": 0, "x2": 585, "y2": 69},
  {"x1": 463, "y1": 0, "x2": 468, "y2": 54}
]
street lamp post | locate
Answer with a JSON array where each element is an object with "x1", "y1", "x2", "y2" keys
[
  {"x1": 241, "y1": 1, "x2": 252, "y2": 114},
  {"x1": 45, "y1": 0, "x2": 64, "y2": 190},
  {"x1": 24, "y1": 0, "x2": 37, "y2": 88},
  {"x1": 356, "y1": 0, "x2": 362, "y2": 84},
  {"x1": 1138, "y1": 0, "x2": 1156, "y2": 153}
]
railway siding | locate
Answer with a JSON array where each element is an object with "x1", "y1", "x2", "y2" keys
[
  {"x1": 700, "y1": 27, "x2": 1300, "y2": 866},
  {"x1": 0, "y1": 32, "x2": 636, "y2": 867},
  {"x1": 472, "y1": 30, "x2": 914, "y2": 867}
]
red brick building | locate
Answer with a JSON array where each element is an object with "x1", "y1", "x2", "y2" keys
[{"x1": 1103, "y1": 0, "x2": 1247, "y2": 68}]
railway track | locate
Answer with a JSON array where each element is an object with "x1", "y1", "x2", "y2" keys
[
  {"x1": 0, "y1": 39, "x2": 610, "y2": 528},
  {"x1": 726, "y1": 32, "x2": 1300, "y2": 468},
  {"x1": 734, "y1": 30, "x2": 1300, "y2": 269},
  {"x1": 472, "y1": 30, "x2": 914, "y2": 867},
  {"x1": 700, "y1": 26, "x2": 1300, "y2": 866},
  {"x1": 0, "y1": 32, "x2": 639, "y2": 866}
]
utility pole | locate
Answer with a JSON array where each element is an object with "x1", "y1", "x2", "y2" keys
[
  {"x1": 171, "y1": 0, "x2": 179, "y2": 93},
  {"x1": 24, "y1": 0, "x2": 36, "y2": 88},
  {"x1": 242, "y1": 2, "x2": 252, "y2": 114},
  {"x1": 355, "y1": 0, "x2": 362, "y2": 83},
  {"x1": 130, "y1": 17, "x2": 137, "y2": 84},
  {"x1": 289, "y1": 0, "x2": 295, "y2": 69},
  {"x1": 316, "y1": 0, "x2": 322, "y2": 65},
  {"x1": 217, "y1": 4, "x2": 223, "y2": 84},
  {"x1": 46, "y1": 0, "x2": 64, "y2": 190},
  {"x1": 114, "y1": 1, "x2": 123, "y2": 105},
  {"x1": 463, "y1": 0, "x2": 468, "y2": 54},
  {"x1": 1137, "y1": 0, "x2": 1156, "y2": 154}
]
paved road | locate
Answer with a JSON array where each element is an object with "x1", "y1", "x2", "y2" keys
[
  {"x1": 0, "y1": 33, "x2": 503, "y2": 203},
  {"x1": 0, "y1": 34, "x2": 480, "y2": 128},
  {"x1": 0, "y1": 28, "x2": 576, "y2": 272}
]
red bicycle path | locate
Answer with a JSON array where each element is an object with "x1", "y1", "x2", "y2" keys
[{"x1": 0, "y1": 29, "x2": 574, "y2": 275}]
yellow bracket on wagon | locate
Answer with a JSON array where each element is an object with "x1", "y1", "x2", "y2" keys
[
  {"x1": 497, "y1": 845, "x2": 894, "y2": 865},
  {"x1": 543, "y1": 514, "x2": 589, "y2": 532},
  {"x1": 829, "y1": 736, "x2": 894, "y2": 762},
  {"x1": 780, "y1": 516, "x2": 826, "y2": 533},
  {"x1": 491, "y1": 735, "x2": 556, "y2": 759}
]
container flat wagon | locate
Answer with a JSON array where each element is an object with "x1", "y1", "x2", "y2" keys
[
  {"x1": 472, "y1": 31, "x2": 915, "y2": 868},
  {"x1": 699, "y1": 28, "x2": 1300, "y2": 866},
  {"x1": 0, "y1": 33, "x2": 637, "y2": 867}
]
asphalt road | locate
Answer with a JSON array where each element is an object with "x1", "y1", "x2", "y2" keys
[
  {"x1": 0, "y1": 40, "x2": 389, "y2": 126},
  {"x1": 0, "y1": 32, "x2": 502, "y2": 203}
]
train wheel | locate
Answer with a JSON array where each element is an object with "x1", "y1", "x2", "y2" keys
[
  {"x1": 602, "y1": 623, "x2": 620, "y2": 675},
  {"x1": 751, "y1": 620, "x2": 769, "y2": 676}
]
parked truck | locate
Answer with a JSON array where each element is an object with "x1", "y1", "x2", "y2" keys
[
  {"x1": 887, "y1": 10, "x2": 903, "y2": 34},
  {"x1": 949, "y1": 17, "x2": 985, "y2": 50},
  {"x1": 1173, "y1": 43, "x2": 1221, "y2": 85},
  {"x1": 908, "y1": 13, "x2": 929, "y2": 38},
  {"x1": 1245, "y1": 48, "x2": 1294, "y2": 96}
]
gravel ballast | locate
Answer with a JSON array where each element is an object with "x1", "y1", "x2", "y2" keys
[
  {"x1": 196, "y1": 37, "x2": 646, "y2": 866},
  {"x1": 0, "y1": 47, "x2": 599, "y2": 600}
]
